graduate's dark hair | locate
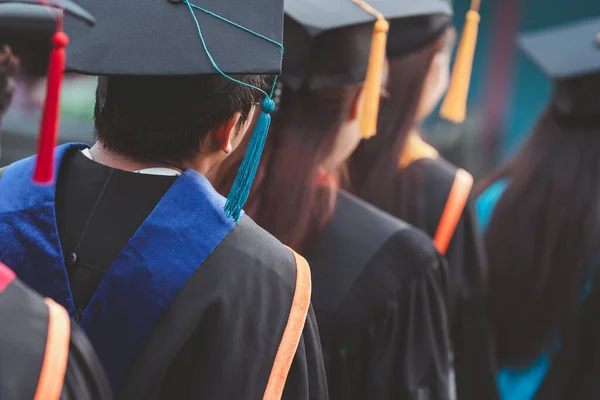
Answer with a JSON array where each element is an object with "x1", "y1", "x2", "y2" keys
[
  {"x1": 216, "y1": 83, "x2": 363, "y2": 252},
  {"x1": 347, "y1": 27, "x2": 452, "y2": 215},
  {"x1": 93, "y1": 74, "x2": 268, "y2": 166},
  {"x1": 476, "y1": 71, "x2": 600, "y2": 367}
]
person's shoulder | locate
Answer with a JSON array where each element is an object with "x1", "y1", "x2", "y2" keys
[
  {"x1": 402, "y1": 156, "x2": 459, "y2": 189},
  {"x1": 334, "y1": 190, "x2": 413, "y2": 236},
  {"x1": 382, "y1": 223, "x2": 443, "y2": 278},
  {"x1": 308, "y1": 191, "x2": 444, "y2": 315},
  {"x1": 207, "y1": 214, "x2": 299, "y2": 290},
  {"x1": 320, "y1": 190, "x2": 438, "y2": 268}
]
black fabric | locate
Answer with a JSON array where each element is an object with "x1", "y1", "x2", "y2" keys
[
  {"x1": 63, "y1": 0, "x2": 284, "y2": 76},
  {"x1": 54, "y1": 153, "x2": 327, "y2": 399},
  {"x1": 533, "y1": 273, "x2": 600, "y2": 400},
  {"x1": 63, "y1": 326, "x2": 113, "y2": 400},
  {"x1": 306, "y1": 190, "x2": 454, "y2": 399},
  {"x1": 55, "y1": 150, "x2": 177, "y2": 312},
  {"x1": 120, "y1": 216, "x2": 328, "y2": 400},
  {"x1": 395, "y1": 157, "x2": 499, "y2": 400},
  {"x1": 0, "y1": 276, "x2": 111, "y2": 400},
  {"x1": 0, "y1": 278, "x2": 48, "y2": 400}
]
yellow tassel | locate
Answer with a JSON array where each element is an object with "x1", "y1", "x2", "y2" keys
[
  {"x1": 352, "y1": 0, "x2": 389, "y2": 139},
  {"x1": 440, "y1": 0, "x2": 481, "y2": 124}
]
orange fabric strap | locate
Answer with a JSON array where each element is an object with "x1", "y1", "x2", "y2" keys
[
  {"x1": 34, "y1": 298, "x2": 71, "y2": 400},
  {"x1": 433, "y1": 168, "x2": 473, "y2": 255},
  {"x1": 263, "y1": 249, "x2": 312, "y2": 399}
]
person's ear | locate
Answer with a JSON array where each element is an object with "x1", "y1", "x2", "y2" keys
[
  {"x1": 348, "y1": 87, "x2": 366, "y2": 122},
  {"x1": 213, "y1": 112, "x2": 243, "y2": 154}
]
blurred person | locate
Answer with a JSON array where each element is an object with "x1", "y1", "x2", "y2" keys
[
  {"x1": 347, "y1": 1, "x2": 498, "y2": 398},
  {"x1": 476, "y1": 17, "x2": 600, "y2": 400},
  {"x1": 0, "y1": 0, "x2": 328, "y2": 399},
  {"x1": 0, "y1": 262, "x2": 111, "y2": 399},
  {"x1": 0, "y1": 1, "x2": 111, "y2": 399},
  {"x1": 217, "y1": 0, "x2": 455, "y2": 398}
]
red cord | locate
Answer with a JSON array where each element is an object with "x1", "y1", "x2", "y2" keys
[{"x1": 32, "y1": 3, "x2": 67, "y2": 184}]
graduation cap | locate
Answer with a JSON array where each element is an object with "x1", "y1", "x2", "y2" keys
[
  {"x1": 519, "y1": 17, "x2": 600, "y2": 80},
  {"x1": 519, "y1": 17, "x2": 600, "y2": 123},
  {"x1": 0, "y1": 0, "x2": 94, "y2": 184},
  {"x1": 0, "y1": 0, "x2": 92, "y2": 36},
  {"x1": 62, "y1": 0, "x2": 285, "y2": 221},
  {"x1": 386, "y1": 0, "x2": 453, "y2": 57},
  {"x1": 284, "y1": 0, "x2": 432, "y2": 139}
]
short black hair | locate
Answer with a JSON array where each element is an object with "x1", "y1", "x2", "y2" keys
[{"x1": 94, "y1": 74, "x2": 268, "y2": 165}]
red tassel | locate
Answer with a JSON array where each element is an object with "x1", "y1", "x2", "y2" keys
[{"x1": 33, "y1": 31, "x2": 69, "y2": 184}]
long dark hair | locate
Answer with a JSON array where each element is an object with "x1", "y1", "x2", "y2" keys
[
  {"x1": 477, "y1": 72, "x2": 600, "y2": 366},
  {"x1": 216, "y1": 84, "x2": 363, "y2": 252},
  {"x1": 347, "y1": 28, "x2": 450, "y2": 216}
]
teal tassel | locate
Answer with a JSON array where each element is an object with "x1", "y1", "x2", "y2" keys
[{"x1": 224, "y1": 97, "x2": 276, "y2": 221}]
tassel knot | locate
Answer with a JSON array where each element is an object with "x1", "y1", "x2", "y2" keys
[
  {"x1": 52, "y1": 31, "x2": 69, "y2": 48},
  {"x1": 261, "y1": 97, "x2": 275, "y2": 114},
  {"x1": 374, "y1": 19, "x2": 389, "y2": 33}
]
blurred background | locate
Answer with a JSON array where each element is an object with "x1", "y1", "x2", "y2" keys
[{"x1": 2, "y1": 0, "x2": 600, "y2": 174}]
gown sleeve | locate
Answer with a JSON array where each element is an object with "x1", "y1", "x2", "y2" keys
[
  {"x1": 63, "y1": 325, "x2": 113, "y2": 400},
  {"x1": 445, "y1": 199, "x2": 500, "y2": 400},
  {"x1": 282, "y1": 306, "x2": 329, "y2": 400},
  {"x1": 323, "y1": 235, "x2": 455, "y2": 400}
]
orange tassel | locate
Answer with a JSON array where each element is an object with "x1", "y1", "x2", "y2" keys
[
  {"x1": 351, "y1": 0, "x2": 389, "y2": 139},
  {"x1": 33, "y1": 31, "x2": 69, "y2": 184},
  {"x1": 440, "y1": 0, "x2": 481, "y2": 124}
]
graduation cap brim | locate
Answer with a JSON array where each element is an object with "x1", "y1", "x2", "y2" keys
[
  {"x1": 519, "y1": 17, "x2": 600, "y2": 80},
  {"x1": 64, "y1": 0, "x2": 284, "y2": 76},
  {"x1": 0, "y1": 0, "x2": 94, "y2": 27},
  {"x1": 286, "y1": 0, "x2": 452, "y2": 36}
]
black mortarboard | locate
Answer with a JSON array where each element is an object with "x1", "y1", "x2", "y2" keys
[
  {"x1": 519, "y1": 17, "x2": 600, "y2": 80},
  {"x1": 386, "y1": 0, "x2": 453, "y2": 57},
  {"x1": 63, "y1": 0, "x2": 286, "y2": 222},
  {"x1": 0, "y1": 0, "x2": 94, "y2": 75},
  {"x1": 63, "y1": 0, "x2": 283, "y2": 76},
  {"x1": 283, "y1": 0, "x2": 429, "y2": 91},
  {"x1": 0, "y1": 1, "x2": 94, "y2": 185},
  {"x1": 284, "y1": 0, "x2": 435, "y2": 139}
]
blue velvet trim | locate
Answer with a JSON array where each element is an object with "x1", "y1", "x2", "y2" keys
[
  {"x1": 0, "y1": 143, "x2": 239, "y2": 393},
  {"x1": 0, "y1": 143, "x2": 87, "y2": 316},
  {"x1": 80, "y1": 168, "x2": 237, "y2": 392}
]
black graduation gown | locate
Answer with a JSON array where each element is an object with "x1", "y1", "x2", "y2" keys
[
  {"x1": 395, "y1": 156, "x2": 498, "y2": 400},
  {"x1": 0, "y1": 144, "x2": 328, "y2": 400},
  {"x1": 305, "y1": 190, "x2": 454, "y2": 400},
  {"x1": 0, "y1": 263, "x2": 111, "y2": 400}
]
